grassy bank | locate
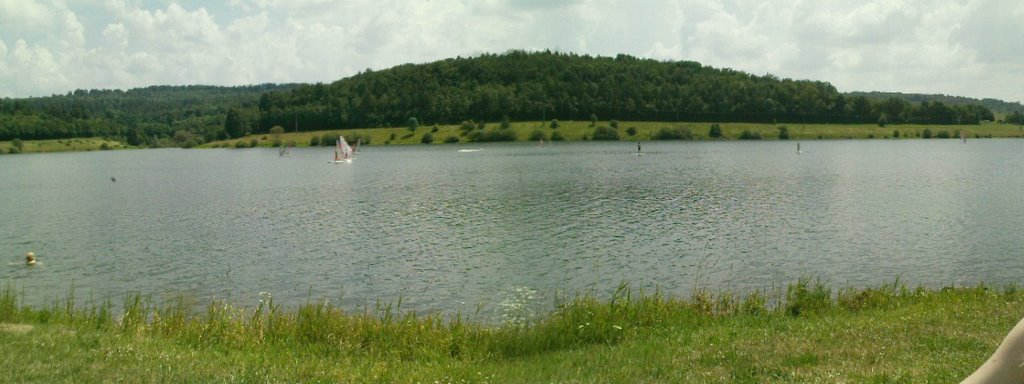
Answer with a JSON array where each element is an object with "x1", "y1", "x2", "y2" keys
[
  {"x1": 0, "y1": 280, "x2": 1018, "y2": 382},
  {"x1": 0, "y1": 138, "x2": 130, "y2": 154},
  {"x1": 203, "y1": 120, "x2": 1024, "y2": 149},
  {"x1": 3, "y1": 121, "x2": 1022, "y2": 154}
]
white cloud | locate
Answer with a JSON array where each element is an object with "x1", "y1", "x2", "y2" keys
[
  {"x1": 0, "y1": 40, "x2": 8, "y2": 82},
  {"x1": 679, "y1": 1, "x2": 800, "y2": 75},
  {"x1": 0, "y1": 0, "x2": 52, "y2": 32},
  {"x1": 0, "y1": 0, "x2": 1021, "y2": 102}
]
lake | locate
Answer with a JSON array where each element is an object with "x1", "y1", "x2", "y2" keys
[{"x1": 2, "y1": 139, "x2": 1023, "y2": 321}]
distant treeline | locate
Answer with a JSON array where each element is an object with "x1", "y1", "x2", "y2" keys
[
  {"x1": 0, "y1": 51, "x2": 1010, "y2": 143},
  {"x1": 847, "y1": 91, "x2": 1024, "y2": 120},
  {"x1": 0, "y1": 84, "x2": 298, "y2": 143},
  {"x1": 257, "y1": 50, "x2": 997, "y2": 132}
]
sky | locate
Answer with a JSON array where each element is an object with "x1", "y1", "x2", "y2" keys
[{"x1": 1, "y1": 0, "x2": 1022, "y2": 103}]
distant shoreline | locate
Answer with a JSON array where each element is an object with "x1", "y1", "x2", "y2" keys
[
  {"x1": 3, "y1": 121, "x2": 1023, "y2": 154},
  {"x1": 201, "y1": 120, "x2": 1024, "y2": 150}
]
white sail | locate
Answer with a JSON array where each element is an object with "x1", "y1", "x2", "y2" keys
[{"x1": 334, "y1": 135, "x2": 353, "y2": 163}]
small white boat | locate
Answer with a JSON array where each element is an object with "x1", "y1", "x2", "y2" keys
[{"x1": 458, "y1": 148, "x2": 482, "y2": 153}]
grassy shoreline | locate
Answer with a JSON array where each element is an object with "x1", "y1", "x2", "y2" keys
[
  {"x1": 0, "y1": 137, "x2": 132, "y2": 154},
  {"x1": 3, "y1": 121, "x2": 1023, "y2": 154},
  {"x1": 205, "y1": 121, "x2": 1024, "y2": 149},
  {"x1": 0, "y1": 280, "x2": 1016, "y2": 382}
]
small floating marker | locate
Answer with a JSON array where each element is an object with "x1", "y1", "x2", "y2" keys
[
  {"x1": 111, "y1": 176, "x2": 116, "y2": 182},
  {"x1": 25, "y1": 251, "x2": 36, "y2": 265}
]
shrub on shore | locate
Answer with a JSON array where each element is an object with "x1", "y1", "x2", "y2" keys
[
  {"x1": 654, "y1": 126, "x2": 693, "y2": 140},
  {"x1": 739, "y1": 130, "x2": 762, "y2": 140},
  {"x1": 591, "y1": 126, "x2": 619, "y2": 141},
  {"x1": 709, "y1": 123, "x2": 723, "y2": 138}
]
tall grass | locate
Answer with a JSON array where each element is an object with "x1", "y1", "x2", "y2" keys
[
  {"x1": 0, "y1": 280, "x2": 1020, "y2": 382},
  {"x1": 0, "y1": 279, "x2": 1010, "y2": 359}
]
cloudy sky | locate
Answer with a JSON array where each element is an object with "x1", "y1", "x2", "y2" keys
[{"x1": 1, "y1": 0, "x2": 1022, "y2": 102}]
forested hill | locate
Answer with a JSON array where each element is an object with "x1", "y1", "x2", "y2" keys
[
  {"x1": 846, "y1": 91, "x2": 1023, "y2": 119},
  {"x1": 258, "y1": 50, "x2": 995, "y2": 132},
  {"x1": 0, "y1": 84, "x2": 299, "y2": 143},
  {"x1": 0, "y1": 51, "x2": 1007, "y2": 143}
]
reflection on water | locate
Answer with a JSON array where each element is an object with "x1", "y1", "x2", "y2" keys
[{"x1": 1, "y1": 140, "x2": 1023, "y2": 319}]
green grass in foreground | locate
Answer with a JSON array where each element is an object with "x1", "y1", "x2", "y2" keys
[{"x1": 0, "y1": 280, "x2": 1017, "y2": 383}]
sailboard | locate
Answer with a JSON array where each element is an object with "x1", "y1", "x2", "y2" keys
[{"x1": 330, "y1": 136, "x2": 354, "y2": 163}]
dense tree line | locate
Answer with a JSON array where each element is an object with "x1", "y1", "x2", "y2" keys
[
  {"x1": 0, "y1": 51, "x2": 1003, "y2": 144},
  {"x1": 848, "y1": 91, "x2": 1022, "y2": 121},
  {"x1": 257, "y1": 50, "x2": 995, "y2": 132},
  {"x1": 0, "y1": 84, "x2": 298, "y2": 143}
]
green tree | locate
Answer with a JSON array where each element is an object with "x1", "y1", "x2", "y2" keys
[
  {"x1": 126, "y1": 128, "x2": 144, "y2": 146},
  {"x1": 708, "y1": 123, "x2": 723, "y2": 138},
  {"x1": 172, "y1": 130, "x2": 195, "y2": 145},
  {"x1": 777, "y1": 126, "x2": 789, "y2": 140},
  {"x1": 421, "y1": 132, "x2": 434, "y2": 143},
  {"x1": 739, "y1": 130, "x2": 762, "y2": 140},
  {"x1": 592, "y1": 126, "x2": 619, "y2": 140},
  {"x1": 469, "y1": 128, "x2": 516, "y2": 142},
  {"x1": 1006, "y1": 111, "x2": 1024, "y2": 126},
  {"x1": 407, "y1": 117, "x2": 419, "y2": 132},
  {"x1": 269, "y1": 125, "x2": 285, "y2": 135},
  {"x1": 500, "y1": 115, "x2": 511, "y2": 129},
  {"x1": 590, "y1": 113, "x2": 598, "y2": 127},
  {"x1": 225, "y1": 108, "x2": 244, "y2": 138},
  {"x1": 654, "y1": 127, "x2": 693, "y2": 140},
  {"x1": 11, "y1": 138, "x2": 22, "y2": 150},
  {"x1": 550, "y1": 119, "x2": 559, "y2": 129}
]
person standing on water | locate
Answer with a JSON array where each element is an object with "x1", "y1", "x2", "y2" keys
[{"x1": 637, "y1": 141, "x2": 641, "y2": 154}]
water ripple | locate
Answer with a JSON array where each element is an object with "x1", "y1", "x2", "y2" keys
[{"x1": 2, "y1": 142, "x2": 1024, "y2": 317}]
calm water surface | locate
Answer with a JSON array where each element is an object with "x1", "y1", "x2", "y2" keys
[{"x1": 2, "y1": 140, "x2": 1023, "y2": 319}]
